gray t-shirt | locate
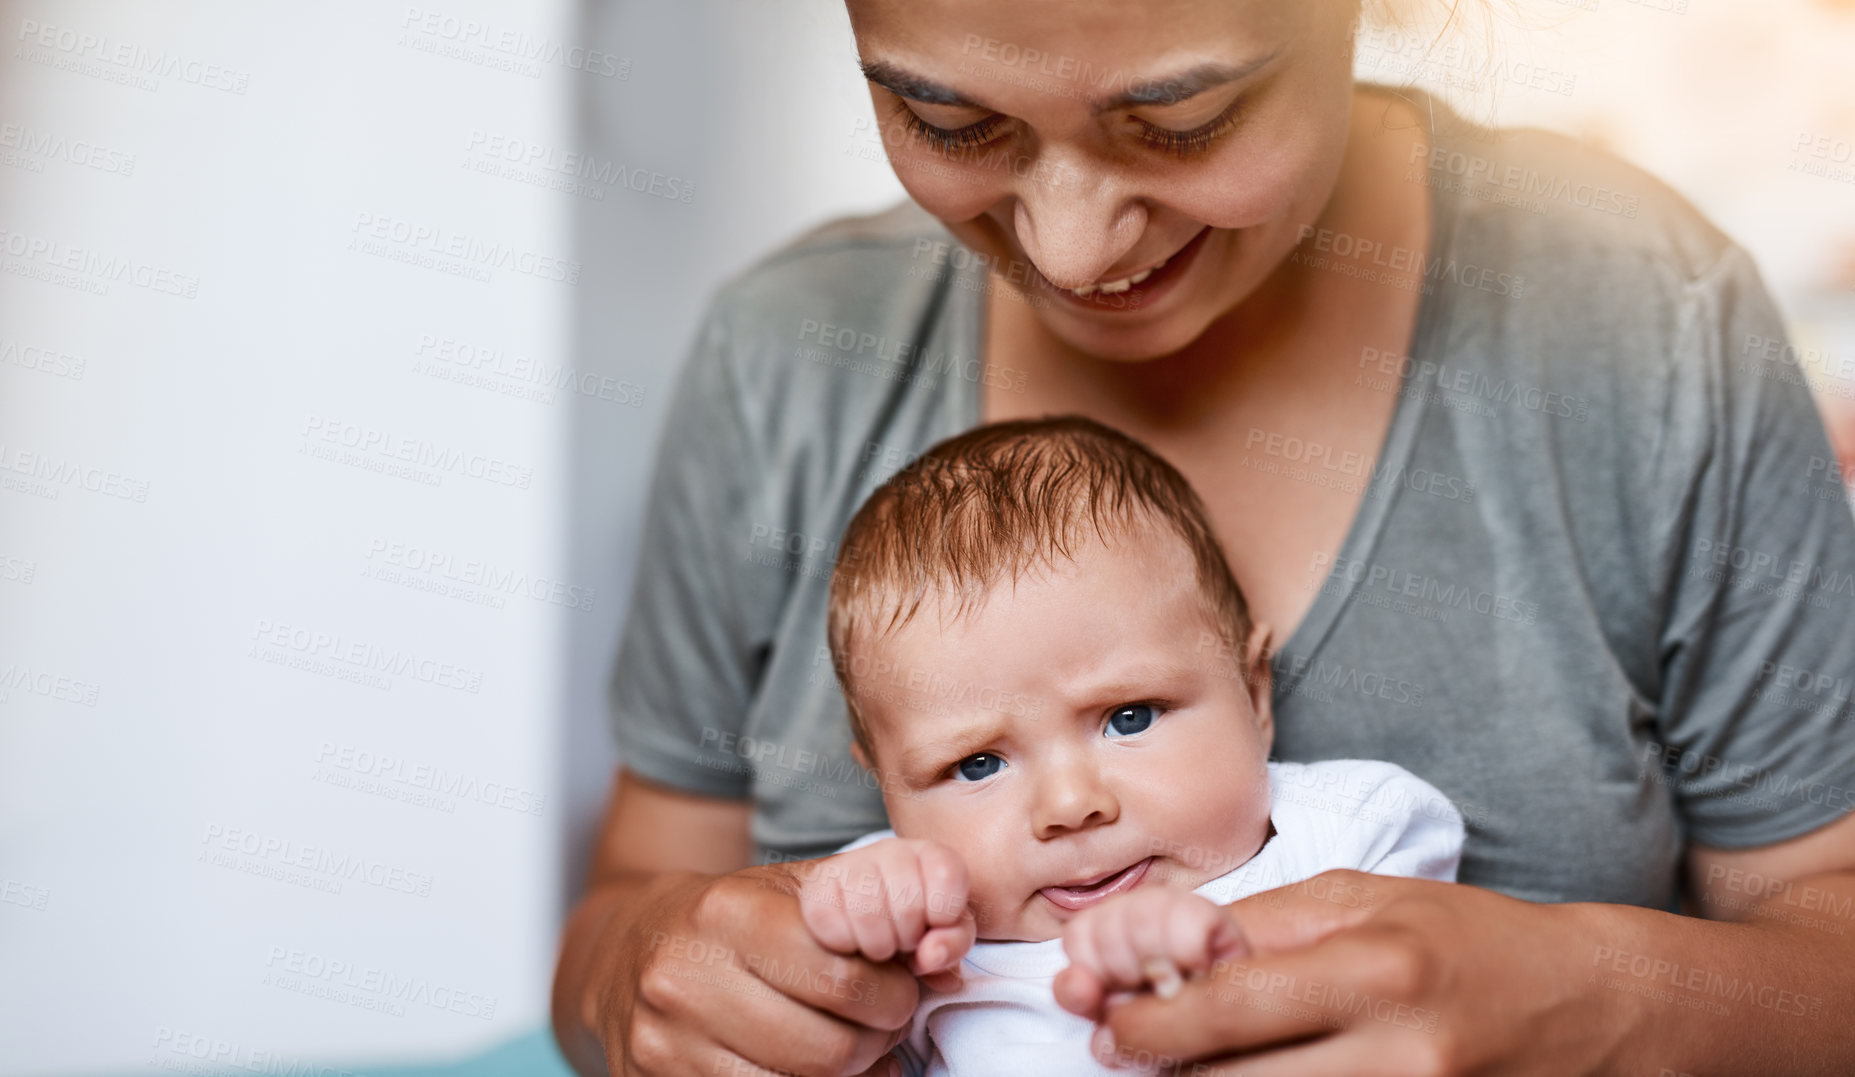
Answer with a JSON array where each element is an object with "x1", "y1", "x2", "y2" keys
[{"x1": 610, "y1": 97, "x2": 1855, "y2": 909}]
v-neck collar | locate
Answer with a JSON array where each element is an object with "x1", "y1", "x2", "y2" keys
[{"x1": 1269, "y1": 88, "x2": 1463, "y2": 697}]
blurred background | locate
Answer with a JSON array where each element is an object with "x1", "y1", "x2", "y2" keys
[{"x1": 1, "y1": 1, "x2": 1851, "y2": 1074}]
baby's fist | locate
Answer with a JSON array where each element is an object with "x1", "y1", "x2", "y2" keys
[
  {"x1": 1055, "y1": 888, "x2": 1249, "y2": 1021},
  {"x1": 799, "y1": 838, "x2": 975, "y2": 982}
]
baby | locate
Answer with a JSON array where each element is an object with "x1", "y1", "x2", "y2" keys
[{"x1": 806, "y1": 416, "x2": 1464, "y2": 1077}]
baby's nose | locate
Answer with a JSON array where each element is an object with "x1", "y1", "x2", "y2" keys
[{"x1": 1030, "y1": 764, "x2": 1119, "y2": 837}]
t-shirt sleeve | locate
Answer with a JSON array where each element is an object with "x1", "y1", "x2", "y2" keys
[
  {"x1": 606, "y1": 298, "x2": 767, "y2": 798},
  {"x1": 1648, "y1": 245, "x2": 1855, "y2": 848},
  {"x1": 1348, "y1": 763, "x2": 1465, "y2": 884}
]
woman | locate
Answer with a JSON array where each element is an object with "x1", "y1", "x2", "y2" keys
[{"x1": 554, "y1": 0, "x2": 1855, "y2": 1073}]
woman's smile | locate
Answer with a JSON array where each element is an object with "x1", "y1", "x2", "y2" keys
[{"x1": 1038, "y1": 225, "x2": 1215, "y2": 313}]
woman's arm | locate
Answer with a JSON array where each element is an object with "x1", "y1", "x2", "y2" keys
[
  {"x1": 551, "y1": 768, "x2": 753, "y2": 1076},
  {"x1": 552, "y1": 768, "x2": 918, "y2": 1077},
  {"x1": 1053, "y1": 813, "x2": 1855, "y2": 1075},
  {"x1": 1659, "y1": 811, "x2": 1855, "y2": 1071}
]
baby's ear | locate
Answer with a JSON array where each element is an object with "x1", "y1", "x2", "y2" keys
[
  {"x1": 850, "y1": 739, "x2": 874, "y2": 772},
  {"x1": 1244, "y1": 621, "x2": 1276, "y2": 741}
]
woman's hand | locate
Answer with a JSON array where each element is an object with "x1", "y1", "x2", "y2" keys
[
  {"x1": 1052, "y1": 870, "x2": 1632, "y2": 1075},
  {"x1": 587, "y1": 862, "x2": 934, "y2": 1076}
]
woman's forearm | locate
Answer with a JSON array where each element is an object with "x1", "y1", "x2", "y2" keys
[
  {"x1": 551, "y1": 868, "x2": 712, "y2": 1077},
  {"x1": 1581, "y1": 869, "x2": 1855, "y2": 1074}
]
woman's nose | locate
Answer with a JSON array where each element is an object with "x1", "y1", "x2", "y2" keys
[
  {"x1": 1030, "y1": 759, "x2": 1120, "y2": 839},
  {"x1": 1010, "y1": 150, "x2": 1147, "y2": 291}
]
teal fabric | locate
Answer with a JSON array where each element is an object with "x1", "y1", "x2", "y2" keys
[
  {"x1": 364, "y1": 1029, "x2": 574, "y2": 1077},
  {"x1": 104, "y1": 1027, "x2": 573, "y2": 1077}
]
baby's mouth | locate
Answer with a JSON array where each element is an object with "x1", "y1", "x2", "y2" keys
[{"x1": 1039, "y1": 857, "x2": 1154, "y2": 912}]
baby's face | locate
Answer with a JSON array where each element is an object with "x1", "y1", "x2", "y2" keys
[{"x1": 850, "y1": 530, "x2": 1274, "y2": 942}]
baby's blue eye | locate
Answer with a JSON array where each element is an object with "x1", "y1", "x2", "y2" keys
[
  {"x1": 1105, "y1": 704, "x2": 1156, "y2": 738},
  {"x1": 955, "y1": 754, "x2": 1005, "y2": 782}
]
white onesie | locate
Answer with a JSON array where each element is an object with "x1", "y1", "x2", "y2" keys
[{"x1": 831, "y1": 758, "x2": 1466, "y2": 1077}]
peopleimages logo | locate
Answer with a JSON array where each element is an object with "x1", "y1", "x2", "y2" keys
[
  {"x1": 1312, "y1": 552, "x2": 1540, "y2": 626},
  {"x1": 315, "y1": 741, "x2": 548, "y2": 816},
  {"x1": 415, "y1": 333, "x2": 645, "y2": 407},
  {"x1": 14, "y1": 18, "x2": 251, "y2": 93},
  {"x1": 1294, "y1": 224, "x2": 1525, "y2": 298},
  {"x1": 0, "y1": 660, "x2": 99, "y2": 706},
  {"x1": 263, "y1": 945, "x2": 498, "y2": 1020},
  {"x1": 464, "y1": 131, "x2": 692, "y2": 204},
  {"x1": 0, "y1": 440, "x2": 149, "y2": 502},
  {"x1": 349, "y1": 212, "x2": 580, "y2": 285},
  {"x1": 298, "y1": 414, "x2": 534, "y2": 490},
  {"x1": 1408, "y1": 142, "x2": 1639, "y2": 218},
  {"x1": 398, "y1": 7, "x2": 629, "y2": 78},
  {"x1": 0, "y1": 121, "x2": 136, "y2": 175},
  {"x1": 365, "y1": 537, "x2": 596, "y2": 612},
  {"x1": 198, "y1": 823, "x2": 435, "y2": 897},
  {"x1": 247, "y1": 617, "x2": 484, "y2": 694},
  {"x1": 0, "y1": 224, "x2": 200, "y2": 297}
]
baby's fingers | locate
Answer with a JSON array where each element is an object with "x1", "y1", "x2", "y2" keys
[
  {"x1": 1065, "y1": 892, "x2": 1244, "y2": 994},
  {"x1": 1135, "y1": 900, "x2": 1244, "y2": 1001},
  {"x1": 913, "y1": 923, "x2": 971, "y2": 993},
  {"x1": 913, "y1": 841, "x2": 971, "y2": 929},
  {"x1": 908, "y1": 920, "x2": 974, "y2": 978},
  {"x1": 1164, "y1": 894, "x2": 1249, "y2": 973},
  {"x1": 836, "y1": 853, "x2": 911, "y2": 962},
  {"x1": 1052, "y1": 960, "x2": 1108, "y2": 1021},
  {"x1": 1092, "y1": 899, "x2": 1174, "y2": 991},
  {"x1": 1142, "y1": 956, "x2": 1184, "y2": 1000},
  {"x1": 1114, "y1": 897, "x2": 1249, "y2": 1003},
  {"x1": 799, "y1": 866, "x2": 862, "y2": 956}
]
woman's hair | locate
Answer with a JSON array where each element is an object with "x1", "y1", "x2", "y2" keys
[
  {"x1": 826, "y1": 415, "x2": 1252, "y2": 757},
  {"x1": 1355, "y1": 0, "x2": 1547, "y2": 128}
]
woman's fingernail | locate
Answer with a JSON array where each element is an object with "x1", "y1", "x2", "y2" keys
[
  {"x1": 885, "y1": 1058, "x2": 901, "y2": 1077},
  {"x1": 1091, "y1": 1025, "x2": 1117, "y2": 1066},
  {"x1": 1144, "y1": 958, "x2": 1183, "y2": 1000}
]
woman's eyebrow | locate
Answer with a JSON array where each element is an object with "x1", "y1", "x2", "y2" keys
[{"x1": 859, "y1": 54, "x2": 1278, "y2": 114}]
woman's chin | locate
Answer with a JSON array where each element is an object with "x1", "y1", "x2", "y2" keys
[{"x1": 1043, "y1": 308, "x2": 1212, "y2": 364}]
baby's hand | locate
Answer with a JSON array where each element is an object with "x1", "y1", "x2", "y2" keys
[
  {"x1": 798, "y1": 838, "x2": 976, "y2": 991},
  {"x1": 1055, "y1": 888, "x2": 1249, "y2": 1021}
]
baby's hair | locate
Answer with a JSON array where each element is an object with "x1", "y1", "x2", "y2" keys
[{"x1": 827, "y1": 415, "x2": 1252, "y2": 761}]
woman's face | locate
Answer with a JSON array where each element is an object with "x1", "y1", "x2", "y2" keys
[{"x1": 844, "y1": 0, "x2": 1361, "y2": 362}]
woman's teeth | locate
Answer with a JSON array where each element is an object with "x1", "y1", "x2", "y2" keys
[{"x1": 1071, "y1": 256, "x2": 1166, "y2": 298}]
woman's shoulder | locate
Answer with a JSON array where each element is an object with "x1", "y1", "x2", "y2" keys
[
  {"x1": 1427, "y1": 114, "x2": 1739, "y2": 291},
  {"x1": 682, "y1": 198, "x2": 973, "y2": 440},
  {"x1": 1417, "y1": 113, "x2": 1784, "y2": 431},
  {"x1": 708, "y1": 198, "x2": 961, "y2": 344},
  {"x1": 750, "y1": 198, "x2": 952, "y2": 266}
]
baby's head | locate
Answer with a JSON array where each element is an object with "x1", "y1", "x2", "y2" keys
[{"x1": 827, "y1": 417, "x2": 1275, "y2": 941}]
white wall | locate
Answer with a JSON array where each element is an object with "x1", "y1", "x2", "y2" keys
[
  {"x1": 0, "y1": 1, "x2": 904, "y2": 1074},
  {"x1": 0, "y1": 0, "x2": 573, "y2": 1071}
]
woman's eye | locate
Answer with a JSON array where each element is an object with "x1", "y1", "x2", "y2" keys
[
  {"x1": 954, "y1": 753, "x2": 1006, "y2": 782},
  {"x1": 1132, "y1": 94, "x2": 1246, "y2": 159},
  {"x1": 891, "y1": 100, "x2": 1007, "y2": 154},
  {"x1": 1105, "y1": 704, "x2": 1157, "y2": 738}
]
